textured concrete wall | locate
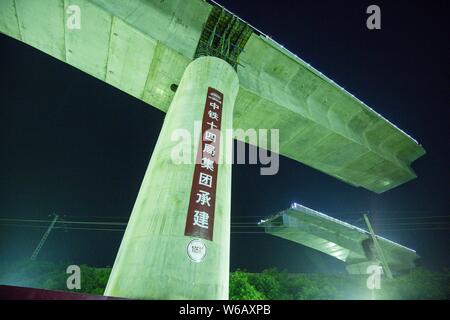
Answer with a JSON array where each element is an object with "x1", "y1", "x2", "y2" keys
[{"x1": 104, "y1": 56, "x2": 239, "y2": 299}]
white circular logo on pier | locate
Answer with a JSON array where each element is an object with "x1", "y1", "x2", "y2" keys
[{"x1": 187, "y1": 239, "x2": 207, "y2": 263}]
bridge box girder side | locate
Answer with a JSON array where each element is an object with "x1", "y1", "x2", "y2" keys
[{"x1": 0, "y1": 0, "x2": 426, "y2": 193}]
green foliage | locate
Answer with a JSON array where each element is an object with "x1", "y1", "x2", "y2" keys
[
  {"x1": 232, "y1": 268, "x2": 450, "y2": 300},
  {"x1": 1, "y1": 260, "x2": 449, "y2": 300},
  {"x1": 288, "y1": 274, "x2": 341, "y2": 300},
  {"x1": 229, "y1": 269, "x2": 264, "y2": 300},
  {"x1": 378, "y1": 267, "x2": 450, "y2": 300},
  {"x1": 0, "y1": 260, "x2": 111, "y2": 295},
  {"x1": 247, "y1": 268, "x2": 291, "y2": 300},
  {"x1": 0, "y1": 260, "x2": 67, "y2": 290}
]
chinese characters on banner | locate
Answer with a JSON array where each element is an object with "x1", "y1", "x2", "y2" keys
[{"x1": 184, "y1": 87, "x2": 224, "y2": 241}]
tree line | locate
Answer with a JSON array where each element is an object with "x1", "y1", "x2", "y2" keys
[{"x1": 0, "y1": 260, "x2": 448, "y2": 299}]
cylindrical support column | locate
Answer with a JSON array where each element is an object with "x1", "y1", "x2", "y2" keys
[{"x1": 105, "y1": 56, "x2": 239, "y2": 299}]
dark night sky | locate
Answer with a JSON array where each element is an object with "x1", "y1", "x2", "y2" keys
[{"x1": 0, "y1": 0, "x2": 449, "y2": 273}]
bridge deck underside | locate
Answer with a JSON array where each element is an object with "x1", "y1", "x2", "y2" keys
[
  {"x1": 0, "y1": 0, "x2": 425, "y2": 193},
  {"x1": 261, "y1": 207, "x2": 419, "y2": 274}
]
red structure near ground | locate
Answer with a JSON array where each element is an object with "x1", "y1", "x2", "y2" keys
[{"x1": 0, "y1": 285, "x2": 120, "y2": 300}]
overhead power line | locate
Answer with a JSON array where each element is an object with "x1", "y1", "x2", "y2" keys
[{"x1": 1, "y1": 222, "x2": 450, "y2": 234}]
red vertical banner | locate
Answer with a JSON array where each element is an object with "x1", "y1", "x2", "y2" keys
[{"x1": 184, "y1": 87, "x2": 224, "y2": 241}]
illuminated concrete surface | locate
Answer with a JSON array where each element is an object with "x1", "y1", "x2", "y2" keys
[
  {"x1": 0, "y1": 0, "x2": 425, "y2": 193},
  {"x1": 104, "y1": 56, "x2": 238, "y2": 299},
  {"x1": 259, "y1": 203, "x2": 419, "y2": 275}
]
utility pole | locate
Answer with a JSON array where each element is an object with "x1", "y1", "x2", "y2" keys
[
  {"x1": 363, "y1": 213, "x2": 393, "y2": 279},
  {"x1": 30, "y1": 213, "x2": 59, "y2": 261}
]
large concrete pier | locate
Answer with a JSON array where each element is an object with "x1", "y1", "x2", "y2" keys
[{"x1": 105, "y1": 56, "x2": 239, "y2": 299}]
